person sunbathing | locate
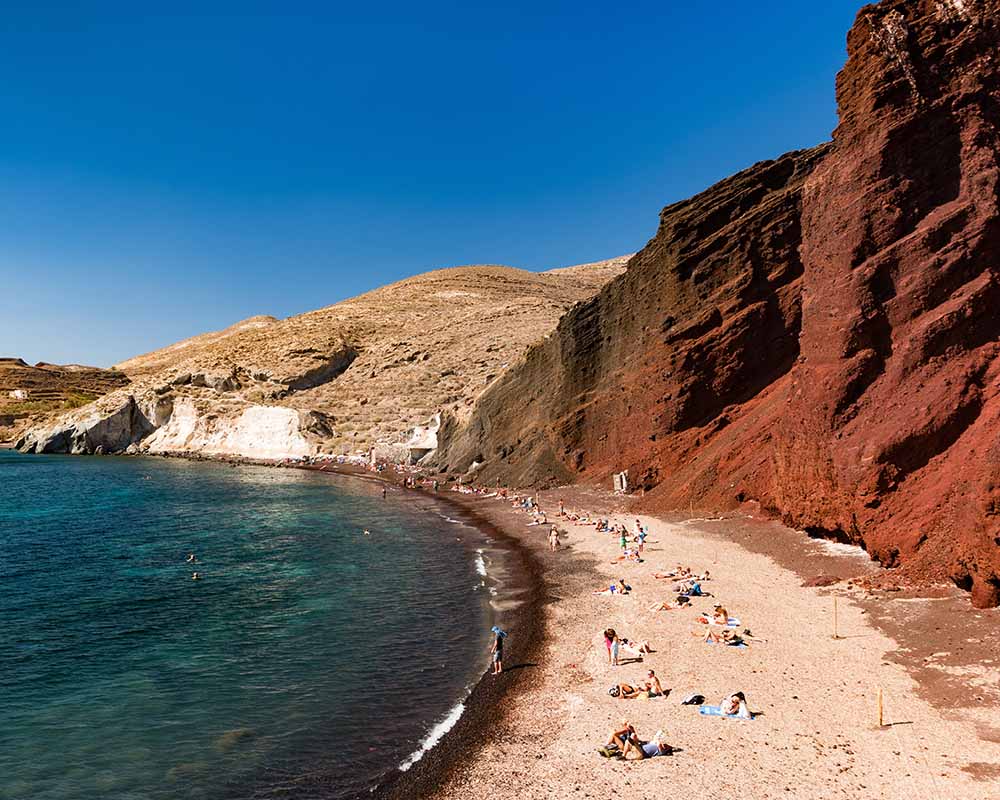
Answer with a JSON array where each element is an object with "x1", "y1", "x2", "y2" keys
[
  {"x1": 699, "y1": 628, "x2": 745, "y2": 646},
  {"x1": 619, "y1": 638, "x2": 653, "y2": 657},
  {"x1": 611, "y1": 673, "x2": 661, "y2": 699},
  {"x1": 647, "y1": 600, "x2": 675, "y2": 612},
  {"x1": 603, "y1": 720, "x2": 638, "y2": 753},
  {"x1": 593, "y1": 579, "x2": 629, "y2": 596},
  {"x1": 609, "y1": 682, "x2": 643, "y2": 699},
  {"x1": 622, "y1": 729, "x2": 674, "y2": 760},
  {"x1": 645, "y1": 669, "x2": 664, "y2": 696},
  {"x1": 610, "y1": 549, "x2": 642, "y2": 564},
  {"x1": 721, "y1": 691, "x2": 752, "y2": 718}
]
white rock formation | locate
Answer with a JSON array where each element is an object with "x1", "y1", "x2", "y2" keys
[{"x1": 144, "y1": 399, "x2": 316, "y2": 460}]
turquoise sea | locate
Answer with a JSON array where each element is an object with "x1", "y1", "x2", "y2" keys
[{"x1": 0, "y1": 450, "x2": 494, "y2": 799}]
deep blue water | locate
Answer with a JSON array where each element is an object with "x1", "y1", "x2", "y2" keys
[{"x1": 0, "y1": 451, "x2": 494, "y2": 800}]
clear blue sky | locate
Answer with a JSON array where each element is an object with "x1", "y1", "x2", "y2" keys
[{"x1": 0, "y1": 1, "x2": 862, "y2": 367}]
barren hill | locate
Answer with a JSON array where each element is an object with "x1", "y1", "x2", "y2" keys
[
  {"x1": 16, "y1": 259, "x2": 627, "y2": 459},
  {"x1": 433, "y1": 0, "x2": 1000, "y2": 607}
]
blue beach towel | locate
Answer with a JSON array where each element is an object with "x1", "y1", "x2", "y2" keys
[{"x1": 699, "y1": 705, "x2": 754, "y2": 720}]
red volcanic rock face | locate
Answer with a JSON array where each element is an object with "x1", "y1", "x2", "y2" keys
[
  {"x1": 435, "y1": 0, "x2": 1000, "y2": 607},
  {"x1": 773, "y1": 0, "x2": 1000, "y2": 606}
]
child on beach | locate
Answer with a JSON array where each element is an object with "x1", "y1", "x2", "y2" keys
[
  {"x1": 490, "y1": 626, "x2": 507, "y2": 675},
  {"x1": 603, "y1": 628, "x2": 620, "y2": 666},
  {"x1": 548, "y1": 527, "x2": 559, "y2": 551}
]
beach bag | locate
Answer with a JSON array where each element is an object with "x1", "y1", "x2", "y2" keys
[
  {"x1": 608, "y1": 685, "x2": 621, "y2": 697},
  {"x1": 680, "y1": 693, "x2": 705, "y2": 705}
]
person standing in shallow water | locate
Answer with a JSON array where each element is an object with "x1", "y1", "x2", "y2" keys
[{"x1": 490, "y1": 626, "x2": 506, "y2": 674}]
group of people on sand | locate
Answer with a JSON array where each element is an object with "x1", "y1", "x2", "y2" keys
[{"x1": 447, "y1": 479, "x2": 758, "y2": 758}]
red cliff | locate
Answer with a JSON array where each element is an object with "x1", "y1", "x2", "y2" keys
[{"x1": 435, "y1": 0, "x2": 1000, "y2": 607}]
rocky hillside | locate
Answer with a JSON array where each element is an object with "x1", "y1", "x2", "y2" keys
[
  {"x1": 16, "y1": 260, "x2": 627, "y2": 459},
  {"x1": 434, "y1": 0, "x2": 1000, "y2": 606}
]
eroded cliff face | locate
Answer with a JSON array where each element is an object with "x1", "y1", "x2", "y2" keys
[
  {"x1": 436, "y1": 0, "x2": 1000, "y2": 606},
  {"x1": 771, "y1": 0, "x2": 1000, "y2": 606}
]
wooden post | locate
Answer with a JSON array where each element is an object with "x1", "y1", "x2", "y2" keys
[
  {"x1": 833, "y1": 595, "x2": 840, "y2": 640},
  {"x1": 877, "y1": 688, "x2": 884, "y2": 727}
]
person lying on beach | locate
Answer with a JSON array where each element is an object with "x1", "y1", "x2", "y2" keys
[
  {"x1": 698, "y1": 629, "x2": 746, "y2": 646},
  {"x1": 593, "y1": 579, "x2": 630, "y2": 595},
  {"x1": 621, "y1": 729, "x2": 674, "y2": 760},
  {"x1": 610, "y1": 549, "x2": 642, "y2": 563},
  {"x1": 647, "y1": 600, "x2": 676, "y2": 612},
  {"x1": 619, "y1": 638, "x2": 653, "y2": 657},
  {"x1": 611, "y1": 670, "x2": 665, "y2": 699},
  {"x1": 721, "y1": 691, "x2": 752, "y2": 718},
  {"x1": 601, "y1": 720, "x2": 638, "y2": 755},
  {"x1": 654, "y1": 565, "x2": 690, "y2": 579}
]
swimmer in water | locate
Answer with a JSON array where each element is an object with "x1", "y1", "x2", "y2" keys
[
  {"x1": 363, "y1": 529, "x2": 371, "y2": 536},
  {"x1": 186, "y1": 553, "x2": 196, "y2": 563},
  {"x1": 192, "y1": 572, "x2": 201, "y2": 580}
]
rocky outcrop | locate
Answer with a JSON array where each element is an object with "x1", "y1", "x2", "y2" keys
[
  {"x1": 142, "y1": 398, "x2": 332, "y2": 460},
  {"x1": 435, "y1": 0, "x2": 1000, "y2": 606},
  {"x1": 16, "y1": 396, "x2": 155, "y2": 454}
]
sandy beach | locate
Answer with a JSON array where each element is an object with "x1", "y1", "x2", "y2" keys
[{"x1": 413, "y1": 486, "x2": 1000, "y2": 800}]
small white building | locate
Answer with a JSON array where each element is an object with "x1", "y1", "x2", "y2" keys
[{"x1": 8, "y1": 389, "x2": 28, "y2": 401}]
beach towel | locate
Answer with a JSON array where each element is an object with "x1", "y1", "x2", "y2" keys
[{"x1": 699, "y1": 705, "x2": 754, "y2": 720}]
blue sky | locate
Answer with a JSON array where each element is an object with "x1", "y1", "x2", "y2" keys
[{"x1": 0, "y1": 1, "x2": 862, "y2": 367}]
